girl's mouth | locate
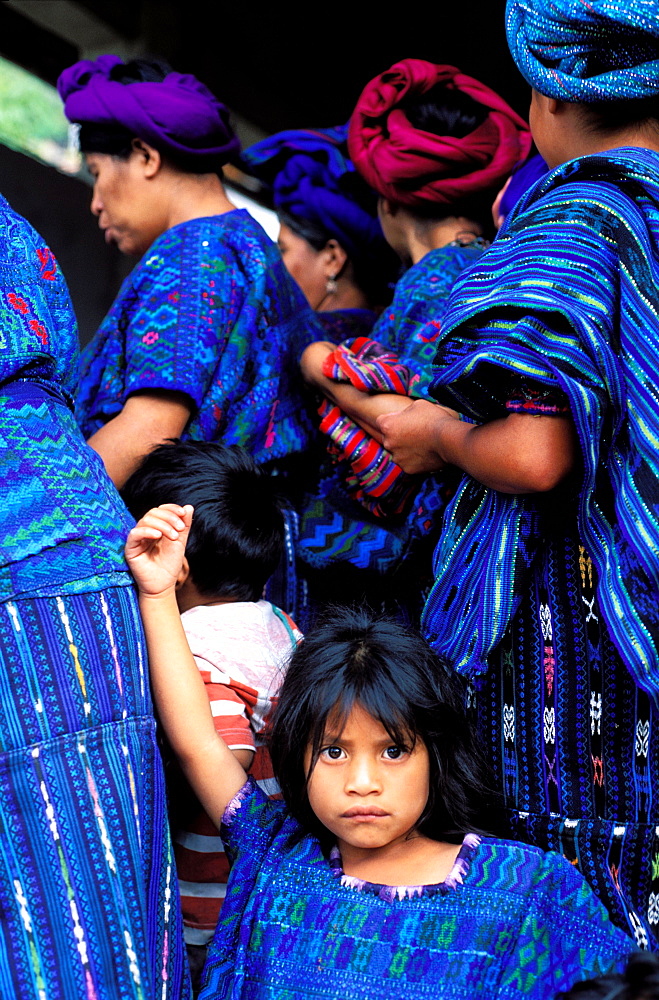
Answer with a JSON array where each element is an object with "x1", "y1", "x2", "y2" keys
[{"x1": 341, "y1": 806, "x2": 388, "y2": 818}]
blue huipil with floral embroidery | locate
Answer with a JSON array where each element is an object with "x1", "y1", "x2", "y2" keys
[{"x1": 76, "y1": 209, "x2": 319, "y2": 464}]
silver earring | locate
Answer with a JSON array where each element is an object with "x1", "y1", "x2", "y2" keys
[{"x1": 326, "y1": 274, "x2": 338, "y2": 295}]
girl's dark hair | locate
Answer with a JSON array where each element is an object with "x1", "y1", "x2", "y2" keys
[
  {"x1": 556, "y1": 951, "x2": 659, "y2": 999},
  {"x1": 121, "y1": 439, "x2": 285, "y2": 601},
  {"x1": 268, "y1": 607, "x2": 490, "y2": 849},
  {"x1": 398, "y1": 82, "x2": 495, "y2": 233},
  {"x1": 78, "y1": 57, "x2": 223, "y2": 174},
  {"x1": 278, "y1": 209, "x2": 398, "y2": 308}
]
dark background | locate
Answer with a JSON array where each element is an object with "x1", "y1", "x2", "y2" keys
[{"x1": 0, "y1": 0, "x2": 528, "y2": 343}]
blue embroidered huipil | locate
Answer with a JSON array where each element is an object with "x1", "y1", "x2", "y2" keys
[
  {"x1": 77, "y1": 209, "x2": 319, "y2": 463},
  {"x1": 199, "y1": 780, "x2": 631, "y2": 999}
]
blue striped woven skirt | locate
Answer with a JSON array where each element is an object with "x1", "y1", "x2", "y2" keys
[{"x1": 0, "y1": 586, "x2": 190, "y2": 999}]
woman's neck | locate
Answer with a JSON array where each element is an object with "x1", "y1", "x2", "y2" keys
[
  {"x1": 317, "y1": 280, "x2": 370, "y2": 313},
  {"x1": 163, "y1": 171, "x2": 237, "y2": 229},
  {"x1": 532, "y1": 92, "x2": 659, "y2": 169},
  {"x1": 406, "y1": 215, "x2": 483, "y2": 266}
]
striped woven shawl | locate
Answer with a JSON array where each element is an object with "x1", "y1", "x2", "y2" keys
[{"x1": 422, "y1": 148, "x2": 659, "y2": 695}]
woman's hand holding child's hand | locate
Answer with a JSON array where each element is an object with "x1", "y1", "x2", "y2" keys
[{"x1": 125, "y1": 503, "x2": 193, "y2": 598}]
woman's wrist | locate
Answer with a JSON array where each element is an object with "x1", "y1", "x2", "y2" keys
[
  {"x1": 432, "y1": 409, "x2": 471, "y2": 466},
  {"x1": 300, "y1": 341, "x2": 335, "y2": 387}
]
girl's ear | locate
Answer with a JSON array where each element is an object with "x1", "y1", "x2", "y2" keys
[{"x1": 175, "y1": 555, "x2": 190, "y2": 590}]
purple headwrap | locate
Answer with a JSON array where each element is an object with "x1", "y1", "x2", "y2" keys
[
  {"x1": 500, "y1": 152, "x2": 548, "y2": 219},
  {"x1": 241, "y1": 125, "x2": 385, "y2": 265},
  {"x1": 58, "y1": 54, "x2": 240, "y2": 165}
]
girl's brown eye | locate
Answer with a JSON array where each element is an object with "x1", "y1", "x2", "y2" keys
[
  {"x1": 322, "y1": 745, "x2": 343, "y2": 760},
  {"x1": 384, "y1": 746, "x2": 404, "y2": 760}
]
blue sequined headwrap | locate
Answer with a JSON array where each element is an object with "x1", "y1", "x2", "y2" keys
[
  {"x1": 506, "y1": 0, "x2": 659, "y2": 102},
  {"x1": 241, "y1": 124, "x2": 385, "y2": 264}
]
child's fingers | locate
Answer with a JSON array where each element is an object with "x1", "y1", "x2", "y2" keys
[
  {"x1": 138, "y1": 507, "x2": 189, "y2": 540},
  {"x1": 124, "y1": 524, "x2": 164, "y2": 557}
]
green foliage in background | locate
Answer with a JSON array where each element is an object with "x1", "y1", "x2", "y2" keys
[{"x1": 0, "y1": 55, "x2": 81, "y2": 174}]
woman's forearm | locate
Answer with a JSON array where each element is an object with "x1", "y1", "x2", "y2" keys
[
  {"x1": 378, "y1": 400, "x2": 576, "y2": 492},
  {"x1": 435, "y1": 412, "x2": 576, "y2": 493},
  {"x1": 314, "y1": 374, "x2": 411, "y2": 440}
]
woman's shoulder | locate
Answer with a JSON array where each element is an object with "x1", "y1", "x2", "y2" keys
[
  {"x1": 506, "y1": 148, "x2": 659, "y2": 233},
  {"x1": 156, "y1": 209, "x2": 269, "y2": 255}
]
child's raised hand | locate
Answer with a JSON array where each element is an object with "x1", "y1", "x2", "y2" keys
[{"x1": 125, "y1": 504, "x2": 193, "y2": 598}]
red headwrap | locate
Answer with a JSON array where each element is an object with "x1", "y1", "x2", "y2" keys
[{"x1": 348, "y1": 60, "x2": 531, "y2": 207}]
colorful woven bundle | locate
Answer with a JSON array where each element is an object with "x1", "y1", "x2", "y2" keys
[{"x1": 317, "y1": 337, "x2": 421, "y2": 518}]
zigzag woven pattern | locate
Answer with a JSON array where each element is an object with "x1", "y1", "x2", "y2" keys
[
  {"x1": 0, "y1": 194, "x2": 135, "y2": 601},
  {"x1": 199, "y1": 780, "x2": 633, "y2": 999}
]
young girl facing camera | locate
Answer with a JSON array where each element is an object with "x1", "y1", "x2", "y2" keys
[{"x1": 126, "y1": 504, "x2": 632, "y2": 999}]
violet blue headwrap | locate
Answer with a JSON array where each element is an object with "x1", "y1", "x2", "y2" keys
[
  {"x1": 241, "y1": 124, "x2": 385, "y2": 264},
  {"x1": 506, "y1": 0, "x2": 659, "y2": 102},
  {"x1": 57, "y1": 54, "x2": 240, "y2": 164},
  {"x1": 500, "y1": 151, "x2": 548, "y2": 220},
  {"x1": 348, "y1": 60, "x2": 531, "y2": 208}
]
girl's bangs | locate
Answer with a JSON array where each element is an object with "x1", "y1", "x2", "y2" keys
[{"x1": 304, "y1": 671, "x2": 419, "y2": 779}]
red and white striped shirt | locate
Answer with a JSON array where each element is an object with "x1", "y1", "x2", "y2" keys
[{"x1": 173, "y1": 599, "x2": 301, "y2": 945}]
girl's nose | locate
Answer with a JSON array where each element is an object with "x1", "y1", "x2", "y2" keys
[
  {"x1": 345, "y1": 756, "x2": 381, "y2": 794},
  {"x1": 90, "y1": 188, "x2": 102, "y2": 217}
]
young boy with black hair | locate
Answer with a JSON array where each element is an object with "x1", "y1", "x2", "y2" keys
[{"x1": 122, "y1": 439, "x2": 301, "y2": 988}]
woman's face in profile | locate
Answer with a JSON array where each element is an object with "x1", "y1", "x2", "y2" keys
[
  {"x1": 277, "y1": 222, "x2": 332, "y2": 310},
  {"x1": 85, "y1": 150, "x2": 165, "y2": 256}
]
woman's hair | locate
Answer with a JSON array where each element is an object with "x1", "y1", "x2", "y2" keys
[
  {"x1": 278, "y1": 209, "x2": 396, "y2": 307},
  {"x1": 577, "y1": 95, "x2": 659, "y2": 138},
  {"x1": 78, "y1": 57, "x2": 219, "y2": 173},
  {"x1": 556, "y1": 951, "x2": 659, "y2": 999},
  {"x1": 398, "y1": 82, "x2": 494, "y2": 230},
  {"x1": 268, "y1": 607, "x2": 490, "y2": 849}
]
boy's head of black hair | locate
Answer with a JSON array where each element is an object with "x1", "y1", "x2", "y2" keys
[{"x1": 121, "y1": 440, "x2": 285, "y2": 602}]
